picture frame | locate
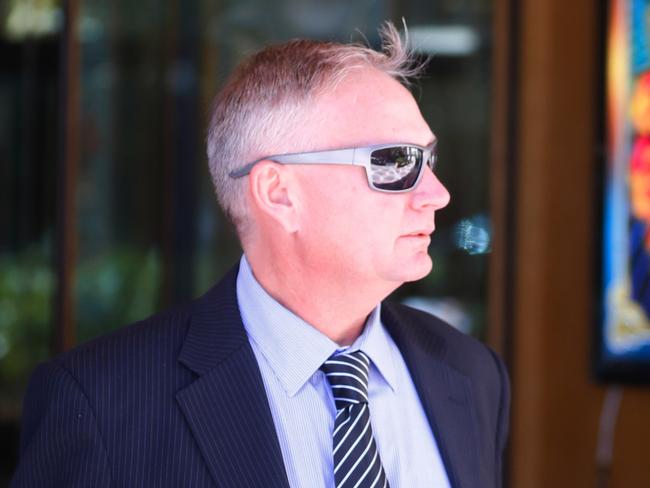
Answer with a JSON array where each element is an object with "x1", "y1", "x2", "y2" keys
[{"x1": 597, "y1": 0, "x2": 650, "y2": 383}]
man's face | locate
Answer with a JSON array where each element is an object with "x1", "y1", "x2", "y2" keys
[{"x1": 288, "y1": 67, "x2": 450, "y2": 290}]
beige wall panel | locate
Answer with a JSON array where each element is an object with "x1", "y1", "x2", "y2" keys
[{"x1": 503, "y1": 0, "x2": 650, "y2": 486}]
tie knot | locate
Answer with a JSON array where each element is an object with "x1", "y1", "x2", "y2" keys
[{"x1": 320, "y1": 350, "x2": 371, "y2": 410}]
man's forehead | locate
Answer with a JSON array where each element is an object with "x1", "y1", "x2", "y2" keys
[
  {"x1": 303, "y1": 68, "x2": 434, "y2": 149},
  {"x1": 316, "y1": 66, "x2": 411, "y2": 104}
]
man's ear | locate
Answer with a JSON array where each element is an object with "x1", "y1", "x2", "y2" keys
[{"x1": 248, "y1": 161, "x2": 299, "y2": 233}]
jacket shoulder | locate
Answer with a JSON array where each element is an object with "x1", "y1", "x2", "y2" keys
[
  {"x1": 383, "y1": 301, "x2": 496, "y2": 366},
  {"x1": 383, "y1": 300, "x2": 510, "y2": 473},
  {"x1": 48, "y1": 299, "x2": 201, "y2": 391},
  {"x1": 382, "y1": 300, "x2": 509, "y2": 407}
]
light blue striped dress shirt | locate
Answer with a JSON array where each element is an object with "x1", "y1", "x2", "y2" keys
[{"x1": 236, "y1": 256, "x2": 451, "y2": 488}]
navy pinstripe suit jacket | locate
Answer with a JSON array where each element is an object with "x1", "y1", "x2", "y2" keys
[{"x1": 12, "y1": 266, "x2": 509, "y2": 488}]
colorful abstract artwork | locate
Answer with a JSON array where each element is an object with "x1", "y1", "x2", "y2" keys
[{"x1": 600, "y1": 0, "x2": 650, "y2": 381}]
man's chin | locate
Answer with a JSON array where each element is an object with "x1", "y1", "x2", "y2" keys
[
  {"x1": 390, "y1": 253, "x2": 433, "y2": 283},
  {"x1": 404, "y1": 265, "x2": 433, "y2": 283}
]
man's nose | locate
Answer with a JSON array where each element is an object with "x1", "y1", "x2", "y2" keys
[{"x1": 410, "y1": 166, "x2": 451, "y2": 210}]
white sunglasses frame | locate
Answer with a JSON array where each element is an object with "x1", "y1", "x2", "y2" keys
[{"x1": 228, "y1": 141, "x2": 437, "y2": 193}]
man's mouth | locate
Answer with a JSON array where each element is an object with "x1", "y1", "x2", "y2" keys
[{"x1": 404, "y1": 227, "x2": 435, "y2": 238}]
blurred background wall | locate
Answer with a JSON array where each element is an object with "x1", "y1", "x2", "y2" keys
[{"x1": 0, "y1": 0, "x2": 648, "y2": 487}]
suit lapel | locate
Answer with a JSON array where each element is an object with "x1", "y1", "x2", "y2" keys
[
  {"x1": 382, "y1": 304, "x2": 480, "y2": 488},
  {"x1": 175, "y1": 266, "x2": 290, "y2": 488}
]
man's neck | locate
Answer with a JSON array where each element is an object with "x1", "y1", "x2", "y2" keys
[{"x1": 243, "y1": 253, "x2": 394, "y2": 346}]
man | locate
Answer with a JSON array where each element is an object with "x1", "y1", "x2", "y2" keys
[{"x1": 13, "y1": 22, "x2": 509, "y2": 488}]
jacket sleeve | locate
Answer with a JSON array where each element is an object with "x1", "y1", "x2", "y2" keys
[
  {"x1": 11, "y1": 361, "x2": 113, "y2": 487},
  {"x1": 489, "y1": 348, "x2": 511, "y2": 488}
]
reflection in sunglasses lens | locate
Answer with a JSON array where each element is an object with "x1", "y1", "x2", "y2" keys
[{"x1": 371, "y1": 147, "x2": 422, "y2": 191}]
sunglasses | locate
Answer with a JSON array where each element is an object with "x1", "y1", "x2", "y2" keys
[{"x1": 228, "y1": 141, "x2": 437, "y2": 193}]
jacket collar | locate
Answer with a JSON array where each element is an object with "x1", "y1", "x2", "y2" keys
[
  {"x1": 381, "y1": 303, "x2": 481, "y2": 488},
  {"x1": 176, "y1": 264, "x2": 291, "y2": 488},
  {"x1": 178, "y1": 266, "x2": 247, "y2": 375}
]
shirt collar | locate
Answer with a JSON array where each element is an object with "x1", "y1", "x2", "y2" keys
[
  {"x1": 236, "y1": 255, "x2": 397, "y2": 396},
  {"x1": 346, "y1": 305, "x2": 397, "y2": 392}
]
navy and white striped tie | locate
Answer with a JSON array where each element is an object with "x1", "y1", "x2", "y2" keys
[{"x1": 321, "y1": 350, "x2": 389, "y2": 488}]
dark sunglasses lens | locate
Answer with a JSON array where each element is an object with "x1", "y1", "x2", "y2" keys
[
  {"x1": 370, "y1": 146, "x2": 423, "y2": 191},
  {"x1": 427, "y1": 152, "x2": 436, "y2": 170}
]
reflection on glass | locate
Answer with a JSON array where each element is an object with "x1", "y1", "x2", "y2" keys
[
  {"x1": 3, "y1": 0, "x2": 62, "y2": 41},
  {"x1": 0, "y1": 6, "x2": 61, "y2": 480},
  {"x1": 0, "y1": 248, "x2": 52, "y2": 403},
  {"x1": 455, "y1": 214, "x2": 492, "y2": 255},
  {"x1": 74, "y1": 0, "x2": 170, "y2": 340},
  {"x1": 75, "y1": 248, "x2": 161, "y2": 342},
  {"x1": 0, "y1": 0, "x2": 61, "y2": 421}
]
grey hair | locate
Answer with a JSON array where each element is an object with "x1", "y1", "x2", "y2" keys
[{"x1": 206, "y1": 20, "x2": 426, "y2": 238}]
